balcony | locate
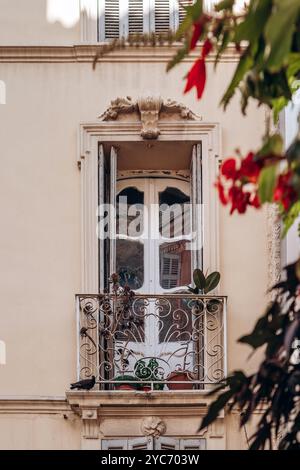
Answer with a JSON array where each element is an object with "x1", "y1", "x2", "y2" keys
[{"x1": 76, "y1": 293, "x2": 227, "y2": 392}]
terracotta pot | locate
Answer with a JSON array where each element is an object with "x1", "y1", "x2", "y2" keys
[
  {"x1": 140, "y1": 385, "x2": 152, "y2": 392},
  {"x1": 114, "y1": 384, "x2": 136, "y2": 391},
  {"x1": 167, "y1": 371, "x2": 194, "y2": 390}
]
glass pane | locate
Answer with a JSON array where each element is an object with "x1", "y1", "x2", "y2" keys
[
  {"x1": 159, "y1": 187, "x2": 190, "y2": 238},
  {"x1": 116, "y1": 239, "x2": 144, "y2": 289},
  {"x1": 117, "y1": 187, "x2": 144, "y2": 237},
  {"x1": 159, "y1": 240, "x2": 191, "y2": 289}
]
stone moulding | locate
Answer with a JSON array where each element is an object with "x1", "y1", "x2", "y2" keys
[
  {"x1": 0, "y1": 44, "x2": 242, "y2": 64},
  {"x1": 99, "y1": 96, "x2": 201, "y2": 140}
]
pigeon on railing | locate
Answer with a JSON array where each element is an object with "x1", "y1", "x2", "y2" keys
[{"x1": 70, "y1": 375, "x2": 96, "y2": 390}]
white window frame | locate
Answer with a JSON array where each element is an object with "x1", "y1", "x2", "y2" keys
[{"x1": 79, "y1": 117, "x2": 220, "y2": 294}]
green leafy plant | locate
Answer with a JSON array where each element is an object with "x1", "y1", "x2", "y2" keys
[
  {"x1": 113, "y1": 375, "x2": 139, "y2": 390},
  {"x1": 188, "y1": 268, "x2": 221, "y2": 294},
  {"x1": 134, "y1": 358, "x2": 164, "y2": 390}
]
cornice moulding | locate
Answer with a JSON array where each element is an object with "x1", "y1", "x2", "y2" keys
[{"x1": 0, "y1": 44, "x2": 241, "y2": 64}]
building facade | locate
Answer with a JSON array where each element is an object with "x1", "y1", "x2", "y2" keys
[{"x1": 0, "y1": 0, "x2": 288, "y2": 450}]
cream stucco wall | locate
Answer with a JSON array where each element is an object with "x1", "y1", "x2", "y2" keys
[{"x1": 0, "y1": 1, "x2": 269, "y2": 449}]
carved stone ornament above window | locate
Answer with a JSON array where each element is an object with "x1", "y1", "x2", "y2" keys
[{"x1": 99, "y1": 96, "x2": 202, "y2": 140}]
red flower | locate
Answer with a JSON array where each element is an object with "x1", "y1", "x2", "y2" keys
[
  {"x1": 229, "y1": 186, "x2": 251, "y2": 214},
  {"x1": 202, "y1": 38, "x2": 213, "y2": 58},
  {"x1": 221, "y1": 158, "x2": 239, "y2": 180},
  {"x1": 250, "y1": 193, "x2": 261, "y2": 209},
  {"x1": 240, "y1": 152, "x2": 261, "y2": 182},
  {"x1": 190, "y1": 23, "x2": 203, "y2": 50},
  {"x1": 273, "y1": 172, "x2": 297, "y2": 211},
  {"x1": 184, "y1": 58, "x2": 206, "y2": 99},
  {"x1": 215, "y1": 179, "x2": 227, "y2": 205}
]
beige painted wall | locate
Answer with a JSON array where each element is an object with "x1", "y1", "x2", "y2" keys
[
  {"x1": 0, "y1": 0, "x2": 81, "y2": 45},
  {"x1": 0, "y1": 412, "x2": 81, "y2": 449}
]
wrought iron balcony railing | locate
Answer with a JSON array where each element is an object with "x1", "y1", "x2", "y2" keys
[{"x1": 76, "y1": 293, "x2": 227, "y2": 391}]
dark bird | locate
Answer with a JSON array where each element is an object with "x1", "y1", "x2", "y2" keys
[{"x1": 70, "y1": 375, "x2": 96, "y2": 390}]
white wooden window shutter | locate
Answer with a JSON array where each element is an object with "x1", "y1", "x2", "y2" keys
[
  {"x1": 98, "y1": 144, "x2": 106, "y2": 291},
  {"x1": 109, "y1": 146, "x2": 117, "y2": 276},
  {"x1": 128, "y1": 437, "x2": 153, "y2": 450},
  {"x1": 180, "y1": 438, "x2": 207, "y2": 450},
  {"x1": 101, "y1": 439, "x2": 128, "y2": 450},
  {"x1": 191, "y1": 143, "x2": 203, "y2": 270},
  {"x1": 178, "y1": 0, "x2": 195, "y2": 26},
  {"x1": 104, "y1": 0, "x2": 120, "y2": 38},
  {"x1": 99, "y1": 0, "x2": 186, "y2": 39},
  {"x1": 128, "y1": 0, "x2": 144, "y2": 34},
  {"x1": 155, "y1": 437, "x2": 180, "y2": 450}
]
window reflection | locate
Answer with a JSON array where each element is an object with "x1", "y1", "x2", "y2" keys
[
  {"x1": 159, "y1": 240, "x2": 191, "y2": 289},
  {"x1": 159, "y1": 187, "x2": 190, "y2": 238},
  {"x1": 117, "y1": 187, "x2": 144, "y2": 236},
  {"x1": 116, "y1": 239, "x2": 144, "y2": 290}
]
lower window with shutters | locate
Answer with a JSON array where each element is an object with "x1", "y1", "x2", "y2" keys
[{"x1": 101, "y1": 437, "x2": 206, "y2": 450}]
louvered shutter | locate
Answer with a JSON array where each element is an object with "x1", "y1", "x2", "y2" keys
[
  {"x1": 154, "y1": 0, "x2": 171, "y2": 33},
  {"x1": 128, "y1": 437, "x2": 153, "y2": 449},
  {"x1": 178, "y1": 0, "x2": 194, "y2": 25},
  {"x1": 155, "y1": 437, "x2": 180, "y2": 450},
  {"x1": 128, "y1": 0, "x2": 144, "y2": 34},
  {"x1": 101, "y1": 439, "x2": 128, "y2": 450},
  {"x1": 179, "y1": 438, "x2": 207, "y2": 450},
  {"x1": 105, "y1": 0, "x2": 120, "y2": 38}
]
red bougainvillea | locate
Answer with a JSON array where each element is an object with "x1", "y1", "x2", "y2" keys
[
  {"x1": 184, "y1": 39, "x2": 213, "y2": 99},
  {"x1": 216, "y1": 152, "x2": 263, "y2": 215},
  {"x1": 273, "y1": 171, "x2": 297, "y2": 211}
]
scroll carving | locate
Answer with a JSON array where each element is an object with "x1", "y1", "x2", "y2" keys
[{"x1": 99, "y1": 95, "x2": 201, "y2": 140}]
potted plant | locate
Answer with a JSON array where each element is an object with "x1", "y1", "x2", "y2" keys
[
  {"x1": 167, "y1": 370, "x2": 196, "y2": 390},
  {"x1": 134, "y1": 358, "x2": 164, "y2": 391},
  {"x1": 187, "y1": 268, "x2": 221, "y2": 295},
  {"x1": 113, "y1": 374, "x2": 138, "y2": 391},
  {"x1": 166, "y1": 268, "x2": 222, "y2": 391}
]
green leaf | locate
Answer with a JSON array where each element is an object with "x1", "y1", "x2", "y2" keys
[
  {"x1": 264, "y1": 0, "x2": 300, "y2": 72},
  {"x1": 200, "y1": 389, "x2": 235, "y2": 430},
  {"x1": 221, "y1": 49, "x2": 253, "y2": 109},
  {"x1": 287, "y1": 53, "x2": 300, "y2": 78},
  {"x1": 214, "y1": 0, "x2": 234, "y2": 11},
  {"x1": 258, "y1": 165, "x2": 278, "y2": 203},
  {"x1": 282, "y1": 201, "x2": 300, "y2": 238},
  {"x1": 167, "y1": 43, "x2": 189, "y2": 72},
  {"x1": 193, "y1": 269, "x2": 206, "y2": 290},
  {"x1": 214, "y1": 29, "x2": 231, "y2": 68},
  {"x1": 234, "y1": 0, "x2": 273, "y2": 44},
  {"x1": 204, "y1": 272, "x2": 221, "y2": 294},
  {"x1": 257, "y1": 134, "x2": 283, "y2": 157},
  {"x1": 175, "y1": 0, "x2": 203, "y2": 39}
]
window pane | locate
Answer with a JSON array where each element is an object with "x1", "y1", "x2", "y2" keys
[
  {"x1": 116, "y1": 239, "x2": 144, "y2": 289},
  {"x1": 159, "y1": 241, "x2": 191, "y2": 289},
  {"x1": 117, "y1": 187, "x2": 144, "y2": 236},
  {"x1": 159, "y1": 187, "x2": 190, "y2": 238}
]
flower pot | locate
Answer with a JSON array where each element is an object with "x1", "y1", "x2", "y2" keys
[
  {"x1": 140, "y1": 385, "x2": 152, "y2": 392},
  {"x1": 113, "y1": 375, "x2": 137, "y2": 391},
  {"x1": 114, "y1": 383, "x2": 136, "y2": 391},
  {"x1": 167, "y1": 371, "x2": 194, "y2": 390}
]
